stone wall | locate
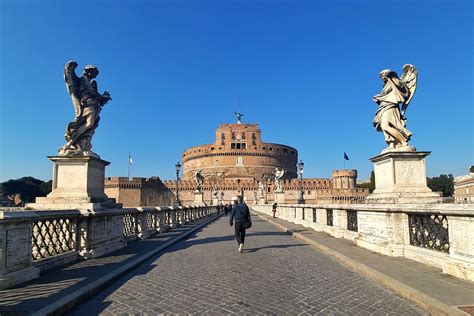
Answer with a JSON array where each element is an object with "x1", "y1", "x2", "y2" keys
[
  {"x1": 0, "y1": 205, "x2": 218, "y2": 289},
  {"x1": 252, "y1": 203, "x2": 474, "y2": 282},
  {"x1": 105, "y1": 177, "x2": 174, "y2": 207}
]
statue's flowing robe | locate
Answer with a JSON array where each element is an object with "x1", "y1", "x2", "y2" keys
[
  {"x1": 373, "y1": 77, "x2": 412, "y2": 144},
  {"x1": 65, "y1": 77, "x2": 103, "y2": 149}
]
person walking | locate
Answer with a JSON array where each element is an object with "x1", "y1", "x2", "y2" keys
[
  {"x1": 229, "y1": 196, "x2": 251, "y2": 253},
  {"x1": 272, "y1": 202, "x2": 278, "y2": 218}
]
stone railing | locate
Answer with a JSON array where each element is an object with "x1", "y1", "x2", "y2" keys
[
  {"x1": 252, "y1": 203, "x2": 474, "y2": 282},
  {"x1": 0, "y1": 205, "x2": 218, "y2": 290}
]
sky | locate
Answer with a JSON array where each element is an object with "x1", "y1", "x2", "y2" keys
[{"x1": 0, "y1": 0, "x2": 472, "y2": 182}]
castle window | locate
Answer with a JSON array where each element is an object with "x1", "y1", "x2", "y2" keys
[
  {"x1": 221, "y1": 140, "x2": 225, "y2": 145},
  {"x1": 221, "y1": 133, "x2": 225, "y2": 139},
  {"x1": 252, "y1": 139, "x2": 256, "y2": 145},
  {"x1": 252, "y1": 133, "x2": 256, "y2": 139},
  {"x1": 241, "y1": 132, "x2": 246, "y2": 139},
  {"x1": 231, "y1": 142, "x2": 246, "y2": 150},
  {"x1": 283, "y1": 148, "x2": 288, "y2": 153},
  {"x1": 231, "y1": 132, "x2": 235, "y2": 139}
]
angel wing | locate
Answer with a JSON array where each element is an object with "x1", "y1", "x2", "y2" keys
[
  {"x1": 64, "y1": 60, "x2": 82, "y2": 118},
  {"x1": 399, "y1": 64, "x2": 418, "y2": 114}
]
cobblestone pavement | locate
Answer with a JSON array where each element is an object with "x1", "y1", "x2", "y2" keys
[{"x1": 71, "y1": 215, "x2": 426, "y2": 315}]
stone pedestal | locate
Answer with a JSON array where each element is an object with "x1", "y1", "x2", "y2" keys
[
  {"x1": 366, "y1": 151, "x2": 442, "y2": 203},
  {"x1": 274, "y1": 191, "x2": 285, "y2": 203},
  {"x1": 26, "y1": 156, "x2": 113, "y2": 210},
  {"x1": 258, "y1": 197, "x2": 267, "y2": 204},
  {"x1": 193, "y1": 191, "x2": 204, "y2": 204}
]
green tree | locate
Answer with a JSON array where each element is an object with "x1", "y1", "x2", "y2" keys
[
  {"x1": 357, "y1": 171, "x2": 375, "y2": 193},
  {"x1": 427, "y1": 174, "x2": 454, "y2": 197},
  {"x1": 1, "y1": 177, "x2": 52, "y2": 203}
]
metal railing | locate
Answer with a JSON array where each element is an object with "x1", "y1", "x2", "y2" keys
[{"x1": 408, "y1": 214, "x2": 449, "y2": 253}]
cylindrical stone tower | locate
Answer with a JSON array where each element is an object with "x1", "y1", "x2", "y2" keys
[{"x1": 332, "y1": 169, "x2": 357, "y2": 189}]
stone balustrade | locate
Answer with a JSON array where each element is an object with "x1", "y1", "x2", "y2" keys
[
  {"x1": 0, "y1": 205, "x2": 218, "y2": 290},
  {"x1": 252, "y1": 203, "x2": 474, "y2": 282}
]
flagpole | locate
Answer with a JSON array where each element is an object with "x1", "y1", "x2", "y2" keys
[{"x1": 128, "y1": 153, "x2": 130, "y2": 180}]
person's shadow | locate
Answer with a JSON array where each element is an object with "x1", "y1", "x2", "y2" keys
[{"x1": 244, "y1": 243, "x2": 307, "y2": 253}]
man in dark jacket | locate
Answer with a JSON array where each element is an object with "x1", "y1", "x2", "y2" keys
[{"x1": 229, "y1": 196, "x2": 251, "y2": 253}]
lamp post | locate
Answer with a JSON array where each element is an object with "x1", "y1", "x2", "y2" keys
[
  {"x1": 174, "y1": 161, "x2": 181, "y2": 206},
  {"x1": 297, "y1": 160, "x2": 305, "y2": 204}
]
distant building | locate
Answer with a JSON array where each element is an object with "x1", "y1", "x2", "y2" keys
[
  {"x1": 104, "y1": 177, "x2": 174, "y2": 207},
  {"x1": 105, "y1": 119, "x2": 368, "y2": 207},
  {"x1": 454, "y1": 166, "x2": 474, "y2": 203}
]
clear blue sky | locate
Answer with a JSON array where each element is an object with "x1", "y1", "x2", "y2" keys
[{"x1": 0, "y1": 0, "x2": 472, "y2": 182}]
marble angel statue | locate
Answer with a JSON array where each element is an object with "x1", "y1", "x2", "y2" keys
[
  {"x1": 59, "y1": 61, "x2": 112, "y2": 157},
  {"x1": 373, "y1": 64, "x2": 418, "y2": 153},
  {"x1": 194, "y1": 169, "x2": 204, "y2": 192},
  {"x1": 273, "y1": 168, "x2": 285, "y2": 192}
]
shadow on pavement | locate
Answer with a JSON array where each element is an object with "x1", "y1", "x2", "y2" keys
[{"x1": 244, "y1": 244, "x2": 307, "y2": 253}]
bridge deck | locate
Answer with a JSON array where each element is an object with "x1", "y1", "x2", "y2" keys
[
  {"x1": 1, "y1": 211, "x2": 472, "y2": 315},
  {"x1": 70, "y1": 215, "x2": 424, "y2": 315}
]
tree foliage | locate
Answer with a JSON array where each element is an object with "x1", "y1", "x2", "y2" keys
[
  {"x1": 357, "y1": 171, "x2": 375, "y2": 193},
  {"x1": 1, "y1": 177, "x2": 52, "y2": 203},
  {"x1": 427, "y1": 174, "x2": 454, "y2": 197}
]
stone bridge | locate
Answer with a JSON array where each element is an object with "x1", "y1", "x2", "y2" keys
[{"x1": 0, "y1": 203, "x2": 473, "y2": 315}]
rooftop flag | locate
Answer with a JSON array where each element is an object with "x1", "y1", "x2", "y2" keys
[{"x1": 344, "y1": 152, "x2": 349, "y2": 160}]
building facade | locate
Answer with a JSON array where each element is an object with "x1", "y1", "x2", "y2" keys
[{"x1": 454, "y1": 166, "x2": 474, "y2": 203}]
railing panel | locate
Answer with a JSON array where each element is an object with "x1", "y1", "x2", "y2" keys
[
  {"x1": 32, "y1": 218, "x2": 76, "y2": 260},
  {"x1": 408, "y1": 214, "x2": 449, "y2": 253},
  {"x1": 347, "y1": 210, "x2": 358, "y2": 232},
  {"x1": 123, "y1": 213, "x2": 136, "y2": 238},
  {"x1": 326, "y1": 209, "x2": 333, "y2": 226}
]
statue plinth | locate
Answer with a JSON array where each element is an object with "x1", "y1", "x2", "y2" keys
[
  {"x1": 365, "y1": 151, "x2": 442, "y2": 204},
  {"x1": 193, "y1": 191, "x2": 204, "y2": 205},
  {"x1": 274, "y1": 191, "x2": 285, "y2": 204},
  {"x1": 27, "y1": 156, "x2": 116, "y2": 210}
]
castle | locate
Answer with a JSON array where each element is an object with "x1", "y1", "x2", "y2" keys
[{"x1": 105, "y1": 118, "x2": 368, "y2": 206}]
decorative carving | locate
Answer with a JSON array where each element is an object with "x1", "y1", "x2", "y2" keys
[
  {"x1": 373, "y1": 64, "x2": 418, "y2": 153},
  {"x1": 59, "y1": 61, "x2": 112, "y2": 157}
]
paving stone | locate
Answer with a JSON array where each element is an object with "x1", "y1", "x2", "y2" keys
[{"x1": 71, "y1": 216, "x2": 426, "y2": 315}]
